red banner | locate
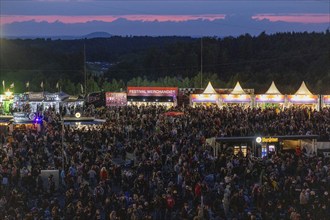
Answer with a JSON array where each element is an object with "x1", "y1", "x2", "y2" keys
[{"x1": 127, "y1": 87, "x2": 178, "y2": 97}]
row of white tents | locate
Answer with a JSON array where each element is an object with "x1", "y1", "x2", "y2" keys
[{"x1": 190, "y1": 81, "x2": 329, "y2": 110}]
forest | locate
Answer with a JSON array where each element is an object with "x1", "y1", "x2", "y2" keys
[{"x1": 0, "y1": 31, "x2": 329, "y2": 95}]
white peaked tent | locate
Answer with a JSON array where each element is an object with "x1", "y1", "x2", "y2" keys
[
  {"x1": 265, "y1": 81, "x2": 282, "y2": 95},
  {"x1": 203, "y1": 81, "x2": 218, "y2": 94},
  {"x1": 221, "y1": 81, "x2": 251, "y2": 105},
  {"x1": 288, "y1": 81, "x2": 319, "y2": 109},
  {"x1": 190, "y1": 81, "x2": 220, "y2": 106},
  {"x1": 255, "y1": 81, "x2": 285, "y2": 106},
  {"x1": 231, "y1": 82, "x2": 246, "y2": 94},
  {"x1": 294, "y1": 81, "x2": 313, "y2": 95}
]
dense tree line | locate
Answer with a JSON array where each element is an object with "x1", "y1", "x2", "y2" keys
[{"x1": 0, "y1": 32, "x2": 329, "y2": 95}]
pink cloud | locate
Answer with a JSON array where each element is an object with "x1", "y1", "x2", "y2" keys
[
  {"x1": 252, "y1": 13, "x2": 329, "y2": 24},
  {"x1": 0, "y1": 14, "x2": 226, "y2": 25}
]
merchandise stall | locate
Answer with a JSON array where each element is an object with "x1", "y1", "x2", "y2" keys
[
  {"x1": 220, "y1": 82, "x2": 252, "y2": 108},
  {"x1": 105, "y1": 92, "x2": 127, "y2": 107},
  {"x1": 287, "y1": 81, "x2": 319, "y2": 110},
  {"x1": 190, "y1": 82, "x2": 220, "y2": 107},
  {"x1": 255, "y1": 81, "x2": 285, "y2": 109},
  {"x1": 321, "y1": 95, "x2": 330, "y2": 108},
  {"x1": 127, "y1": 87, "x2": 178, "y2": 107}
]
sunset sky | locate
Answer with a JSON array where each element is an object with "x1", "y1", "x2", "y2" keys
[{"x1": 1, "y1": 0, "x2": 329, "y2": 37}]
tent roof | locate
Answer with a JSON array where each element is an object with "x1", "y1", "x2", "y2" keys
[
  {"x1": 294, "y1": 81, "x2": 313, "y2": 95},
  {"x1": 202, "y1": 81, "x2": 218, "y2": 94},
  {"x1": 231, "y1": 82, "x2": 246, "y2": 95},
  {"x1": 265, "y1": 81, "x2": 282, "y2": 95}
]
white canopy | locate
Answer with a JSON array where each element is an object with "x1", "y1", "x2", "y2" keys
[
  {"x1": 294, "y1": 81, "x2": 313, "y2": 95},
  {"x1": 203, "y1": 81, "x2": 218, "y2": 94},
  {"x1": 265, "y1": 81, "x2": 282, "y2": 95},
  {"x1": 231, "y1": 82, "x2": 246, "y2": 95}
]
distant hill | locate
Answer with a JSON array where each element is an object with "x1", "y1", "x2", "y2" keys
[
  {"x1": 2, "y1": 32, "x2": 113, "y2": 40},
  {"x1": 82, "y1": 32, "x2": 112, "y2": 39}
]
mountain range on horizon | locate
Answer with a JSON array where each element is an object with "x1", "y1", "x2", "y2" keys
[{"x1": 1, "y1": 17, "x2": 329, "y2": 39}]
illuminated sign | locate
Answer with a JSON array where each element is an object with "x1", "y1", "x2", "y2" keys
[
  {"x1": 191, "y1": 94, "x2": 219, "y2": 103},
  {"x1": 287, "y1": 95, "x2": 318, "y2": 104},
  {"x1": 127, "y1": 87, "x2": 178, "y2": 97},
  {"x1": 261, "y1": 137, "x2": 278, "y2": 143},
  {"x1": 255, "y1": 94, "x2": 285, "y2": 103},
  {"x1": 221, "y1": 94, "x2": 251, "y2": 103}
]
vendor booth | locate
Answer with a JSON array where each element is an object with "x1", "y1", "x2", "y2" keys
[
  {"x1": 221, "y1": 82, "x2": 252, "y2": 108},
  {"x1": 255, "y1": 81, "x2": 285, "y2": 109},
  {"x1": 0, "y1": 90, "x2": 14, "y2": 114},
  {"x1": 321, "y1": 95, "x2": 330, "y2": 108},
  {"x1": 13, "y1": 93, "x2": 29, "y2": 112},
  {"x1": 127, "y1": 87, "x2": 178, "y2": 107},
  {"x1": 190, "y1": 82, "x2": 220, "y2": 107},
  {"x1": 62, "y1": 95, "x2": 85, "y2": 109},
  {"x1": 287, "y1": 81, "x2": 319, "y2": 110},
  {"x1": 105, "y1": 92, "x2": 127, "y2": 107},
  {"x1": 44, "y1": 92, "x2": 69, "y2": 113},
  {"x1": 28, "y1": 92, "x2": 45, "y2": 112}
]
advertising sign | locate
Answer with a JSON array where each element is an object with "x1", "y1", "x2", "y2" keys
[
  {"x1": 323, "y1": 95, "x2": 330, "y2": 104},
  {"x1": 221, "y1": 94, "x2": 251, "y2": 103},
  {"x1": 255, "y1": 94, "x2": 285, "y2": 103},
  {"x1": 287, "y1": 95, "x2": 318, "y2": 104},
  {"x1": 191, "y1": 94, "x2": 219, "y2": 103},
  {"x1": 127, "y1": 87, "x2": 178, "y2": 97},
  {"x1": 106, "y1": 92, "x2": 127, "y2": 106}
]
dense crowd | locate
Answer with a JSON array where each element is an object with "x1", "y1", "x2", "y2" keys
[{"x1": 0, "y1": 105, "x2": 329, "y2": 220}]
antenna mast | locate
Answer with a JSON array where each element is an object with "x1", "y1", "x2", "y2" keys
[{"x1": 200, "y1": 37, "x2": 203, "y2": 89}]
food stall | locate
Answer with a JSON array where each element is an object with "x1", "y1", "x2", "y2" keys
[
  {"x1": 190, "y1": 82, "x2": 220, "y2": 107},
  {"x1": 105, "y1": 92, "x2": 127, "y2": 107},
  {"x1": 255, "y1": 81, "x2": 285, "y2": 109},
  {"x1": 127, "y1": 87, "x2": 178, "y2": 107},
  {"x1": 220, "y1": 82, "x2": 252, "y2": 108},
  {"x1": 287, "y1": 81, "x2": 319, "y2": 110}
]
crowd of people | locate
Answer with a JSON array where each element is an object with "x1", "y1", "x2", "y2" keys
[{"x1": 0, "y1": 105, "x2": 329, "y2": 220}]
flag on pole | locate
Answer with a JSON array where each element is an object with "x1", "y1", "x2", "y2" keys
[
  {"x1": 26, "y1": 81, "x2": 30, "y2": 88},
  {"x1": 56, "y1": 82, "x2": 59, "y2": 89},
  {"x1": 80, "y1": 83, "x2": 84, "y2": 94},
  {"x1": 40, "y1": 81, "x2": 44, "y2": 89},
  {"x1": 10, "y1": 83, "x2": 14, "y2": 88}
]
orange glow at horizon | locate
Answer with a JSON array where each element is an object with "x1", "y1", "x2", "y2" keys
[
  {"x1": 0, "y1": 14, "x2": 226, "y2": 25},
  {"x1": 252, "y1": 13, "x2": 329, "y2": 24}
]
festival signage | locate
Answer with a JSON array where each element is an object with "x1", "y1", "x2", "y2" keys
[
  {"x1": 190, "y1": 94, "x2": 219, "y2": 103},
  {"x1": 287, "y1": 95, "x2": 318, "y2": 104},
  {"x1": 106, "y1": 92, "x2": 127, "y2": 106},
  {"x1": 255, "y1": 94, "x2": 285, "y2": 103},
  {"x1": 221, "y1": 94, "x2": 251, "y2": 103},
  {"x1": 127, "y1": 87, "x2": 178, "y2": 97}
]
